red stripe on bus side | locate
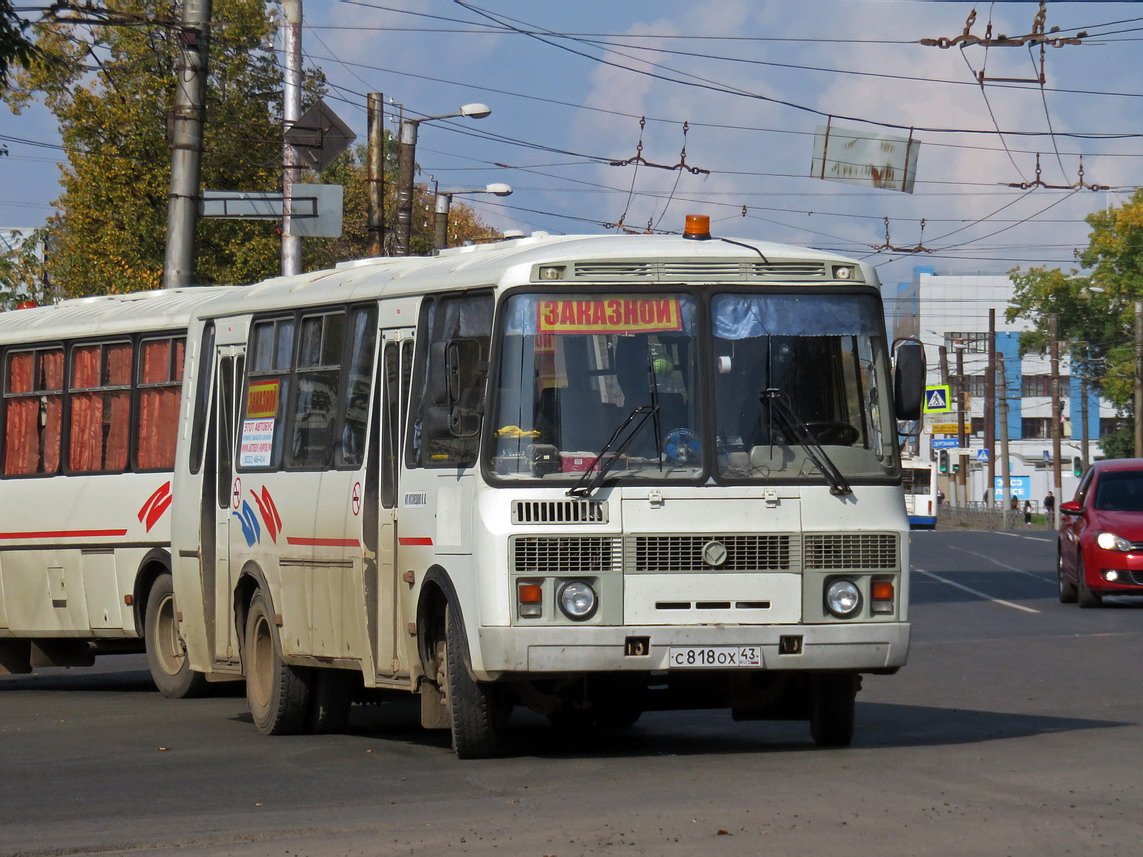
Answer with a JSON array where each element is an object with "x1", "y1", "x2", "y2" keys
[
  {"x1": 398, "y1": 537, "x2": 433, "y2": 546},
  {"x1": 284, "y1": 537, "x2": 361, "y2": 547},
  {"x1": 0, "y1": 529, "x2": 129, "y2": 540}
]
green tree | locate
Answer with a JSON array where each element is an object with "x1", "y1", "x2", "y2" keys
[
  {"x1": 0, "y1": 227, "x2": 50, "y2": 308},
  {"x1": 5, "y1": 0, "x2": 285, "y2": 294},
  {"x1": 1008, "y1": 188, "x2": 1143, "y2": 454}
]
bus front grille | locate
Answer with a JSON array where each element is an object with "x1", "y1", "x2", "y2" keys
[
  {"x1": 804, "y1": 533, "x2": 898, "y2": 570},
  {"x1": 511, "y1": 536, "x2": 624, "y2": 574},
  {"x1": 625, "y1": 535, "x2": 795, "y2": 573}
]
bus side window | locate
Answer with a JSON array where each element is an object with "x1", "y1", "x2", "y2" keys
[
  {"x1": 217, "y1": 355, "x2": 234, "y2": 509},
  {"x1": 189, "y1": 324, "x2": 215, "y2": 475},
  {"x1": 3, "y1": 346, "x2": 63, "y2": 476},
  {"x1": 335, "y1": 306, "x2": 377, "y2": 470},
  {"x1": 407, "y1": 292, "x2": 493, "y2": 468}
]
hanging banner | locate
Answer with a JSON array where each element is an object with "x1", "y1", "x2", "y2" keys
[{"x1": 811, "y1": 123, "x2": 920, "y2": 193}]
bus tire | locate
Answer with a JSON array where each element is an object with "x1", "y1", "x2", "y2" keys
[
  {"x1": 245, "y1": 589, "x2": 311, "y2": 735},
  {"x1": 144, "y1": 573, "x2": 208, "y2": 699},
  {"x1": 810, "y1": 673, "x2": 857, "y2": 748},
  {"x1": 305, "y1": 669, "x2": 354, "y2": 734},
  {"x1": 443, "y1": 604, "x2": 499, "y2": 759}
]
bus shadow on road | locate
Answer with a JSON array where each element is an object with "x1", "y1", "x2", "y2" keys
[{"x1": 334, "y1": 698, "x2": 1124, "y2": 758}]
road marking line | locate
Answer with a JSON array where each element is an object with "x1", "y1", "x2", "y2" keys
[
  {"x1": 915, "y1": 567, "x2": 1041, "y2": 614},
  {"x1": 944, "y1": 544, "x2": 1053, "y2": 580}
]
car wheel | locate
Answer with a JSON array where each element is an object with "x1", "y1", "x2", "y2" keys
[
  {"x1": 1057, "y1": 550, "x2": 1077, "y2": 604},
  {"x1": 1076, "y1": 557, "x2": 1103, "y2": 609}
]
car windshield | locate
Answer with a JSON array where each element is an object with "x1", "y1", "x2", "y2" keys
[
  {"x1": 490, "y1": 292, "x2": 701, "y2": 483},
  {"x1": 712, "y1": 292, "x2": 898, "y2": 481},
  {"x1": 1093, "y1": 471, "x2": 1143, "y2": 511}
]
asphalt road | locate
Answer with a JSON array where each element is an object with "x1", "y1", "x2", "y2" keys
[{"x1": 2, "y1": 529, "x2": 1141, "y2": 857}]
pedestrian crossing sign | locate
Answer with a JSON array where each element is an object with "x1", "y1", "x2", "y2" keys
[{"x1": 923, "y1": 385, "x2": 952, "y2": 413}]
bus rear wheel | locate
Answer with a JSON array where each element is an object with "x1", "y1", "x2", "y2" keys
[
  {"x1": 441, "y1": 604, "x2": 499, "y2": 759},
  {"x1": 245, "y1": 589, "x2": 311, "y2": 735},
  {"x1": 810, "y1": 673, "x2": 858, "y2": 748},
  {"x1": 144, "y1": 573, "x2": 208, "y2": 699}
]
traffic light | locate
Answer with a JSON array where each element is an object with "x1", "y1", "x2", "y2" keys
[
  {"x1": 938, "y1": 450, "x2": 949, "y2": 473},
  {"x1": 1073, "y1": 456, "x2": 1083, "y2": 477},
  {"x1": 952, "y1": 456, "x2": 960, "y2": 474}
]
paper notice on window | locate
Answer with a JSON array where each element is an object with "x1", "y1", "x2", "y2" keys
[{"x1": 239, "y1": 419, "x2": 275, "y2": 467}]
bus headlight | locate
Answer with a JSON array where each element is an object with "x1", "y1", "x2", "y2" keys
[
  {"x1": 558, "y1": 581, "x2": 597, "y2": 621},
  {"x1": 824, "y1": 578, "x2": 862, "y2": 619}
]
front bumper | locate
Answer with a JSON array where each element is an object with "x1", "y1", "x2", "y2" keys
[{"x1": 474, "y1": 621, "x2": 909, "y2": 679}]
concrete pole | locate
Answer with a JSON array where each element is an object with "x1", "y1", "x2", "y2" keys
[
  {"x1": 955, "y1": 343, "x2": 967, "y2": 505},
  {"x1": 162, "y1": 0, "x2": 213, "y2": 288},
  {"x1": 1049, "y1": 315, "x2": 1062, "y2": 527},
  {"x1": 433, "y1": 192, "x2": 451, "y2": 251},
  {"x1": 367, "y1": 92, "x2": 385, "y2": 257},
  {"x1": 394, "y1": 116, "x2": 418, "y2": 256},
  {"x1": 998, "y1": 352, "x2": 1012, "y2": 528},
  {"x1": 281, "y1": 0, "x2": 302, "y2": 276},
  {"x1": 985, "y1": 308, "x2": 996, "y2": 503}
]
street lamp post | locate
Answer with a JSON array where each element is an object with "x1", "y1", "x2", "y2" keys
[
  {"x1": 433, "y1": 184, "x2": 513, "y2": 251},
  {"x1": 394, "y1": 103, "x2": 492, "y2": 256}
]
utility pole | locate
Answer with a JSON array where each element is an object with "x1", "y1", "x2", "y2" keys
[
  {"x1": 281, "y1": 0, "x2": 302, "y2": 276},
  {"x1": 998, "y1": 352, "x2": 1012, "y2": 528},
  {"x1": 985, "y1": 309, "x2": 996, "y2": 504},
  {"x1": 1136, "y1": 300, "x2": 1143, "y2": 457},
  {"x1": 955, "y1": 341, "x2": 967, "y2": 504},
  {"x1": 162, "y1": 0, "x2": 213, "y2": 288},
  {"x1": 1049, "y1": 316, "x2": 1063, "y2": 527},
  {"x1": 367, "y1": 92, "x2": 385, "y2": 257}
]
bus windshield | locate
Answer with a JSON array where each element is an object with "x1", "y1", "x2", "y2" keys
[
  {"x1": 490, "y1": 292, "x2": 701, "y2": 482},
  {"x1": 487, "y1": 289, "x2": 898, "y2": 484},
  {"x1": 713, "y1": 292, "x2": 897, "y2": 482}
]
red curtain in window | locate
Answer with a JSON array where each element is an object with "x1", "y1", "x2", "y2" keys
[
  {"x1": 4, "y1": 352, "x2": 36, "y2": 475},
  {"x1": 40, "y1": 350, "x2": 63, "y2": 473},
  {"x1": 69, "y1": 346, "x2": 103, "y2": 472},
  {"x1": 104, "y1": 391, "x2": 130, "y2": 470},
  {"x1": 138, "y1": 340, "x2": 180, "y2": 469}
]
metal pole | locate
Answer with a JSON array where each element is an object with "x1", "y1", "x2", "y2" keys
[
  {"x1": 433, "y1": 192, "x2": 451, "y2": 251},
  {"x1": 367, "y1": 92, "x2": 385, "y2": 257},
  {"x1": 281, "y1": 0, "x2": 302, "y2": 276},
  {"x1": 956, "y1": 344, "x2": 966, "y2": 505},
  {"x1": 1081, "y1": 352, "x2": 1090, "y2": 472},
  {"x1": 162, "y1": 0, "x2": 213, "y2": 288},
  {"x1": 1050, "y1": 315, "x2": 1062, "y2": 527},
  {"x1": 394, "y1": 117, "x2": 417, "y2": 256}
]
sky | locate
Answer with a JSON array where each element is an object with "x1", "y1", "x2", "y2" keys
[{"x1": 3, "y1": 0, "x2": 1143, "y2": 330}]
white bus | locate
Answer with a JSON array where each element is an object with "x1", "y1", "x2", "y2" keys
[
  {"x1": 902, "y1": 458, "x2": 938, "y2": 529},
  {"x1": 170, "y1": 215, "x2": 924, "y2": 756},
  {"x1": 0, "y1": 287, "x2": 236, "y2": 696}
]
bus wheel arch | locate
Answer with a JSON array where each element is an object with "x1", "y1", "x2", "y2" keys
[{"x1": 135, "y1": 550, "x2": 208, "y2": 699}]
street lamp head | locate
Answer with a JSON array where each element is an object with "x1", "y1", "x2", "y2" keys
[
  {"x1": 460, "y1": 103, "x2": 492, "y2": 119},
  {"x1": 484, "y1": 183, "x2": 512, "y2": 196}
]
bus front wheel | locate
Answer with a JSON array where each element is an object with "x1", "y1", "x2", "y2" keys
[
  {"x1": 441, "y1": 604, "x2": 499, "y2": 759},
  {"x1": 245, "y1": 589, "x2": 311, "y2": 735},
  {"x1": 144, "y1": 573, "x2": 208, "y2": 699}
]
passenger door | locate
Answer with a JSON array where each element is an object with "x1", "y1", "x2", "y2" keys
[{"x1": 211, "y1": 345, "x2": 245, "y2": 663}]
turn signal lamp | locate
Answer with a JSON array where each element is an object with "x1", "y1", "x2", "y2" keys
[
  {"x1": 518, "y1": 582, "x2": 543, "y2": 618},
  {"x1": 683, "y1": 214, "x2": 711, "y2": 240},
  {"x1": 871, "y1": 579, "x2": 895, "y2": 614}
]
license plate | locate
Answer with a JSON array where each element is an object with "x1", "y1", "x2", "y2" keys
[{"x1": 667, "y1": 646, "x2": 763, "y2": 668}]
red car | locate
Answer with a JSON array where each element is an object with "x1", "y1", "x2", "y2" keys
[{"x1": 1058, "y1": 458, "x2": 1143, "y2": 607}]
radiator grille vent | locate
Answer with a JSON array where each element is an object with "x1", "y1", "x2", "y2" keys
[
  {"x1": 804, "y1": 533, "x2": 898, "y2": 570},
  {"x1": 512, "y1": 536, "x2": 623, "y2": 575},
  {"x1": 566, "y1": 260, "x2": 829, "y2": 282},
  {"x1": 512, "y1": 499, "x2": 608, "y2": 525},
  {"x1": 626, "y1": 534, "x2": 794, "y2": 573}
]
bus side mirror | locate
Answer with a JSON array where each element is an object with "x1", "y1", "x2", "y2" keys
[
  {"x1": 429, "y1": 341, "x2": 453, "y2": 405},
  {"x1": 892, "y1": 338, "x2": 925, "y2": 421}
]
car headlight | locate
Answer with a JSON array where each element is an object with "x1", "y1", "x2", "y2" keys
[
  {"x1": 824, "y1": 578, "x2": 862, "y2": 619},
  {"x1": 558, "y1": 581, "x2": 597, "y2": 621},
  {"x1": 1095, "y1": 531, "x2": 1134, "y2": 551}
]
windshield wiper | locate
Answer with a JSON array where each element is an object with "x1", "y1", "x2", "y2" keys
[
  {"x1": 566, "y1": 403, "x2": 659, "y2": 498},
  {"x1": 762, "y1": 388, "x2": 852, "y2": 496}
]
